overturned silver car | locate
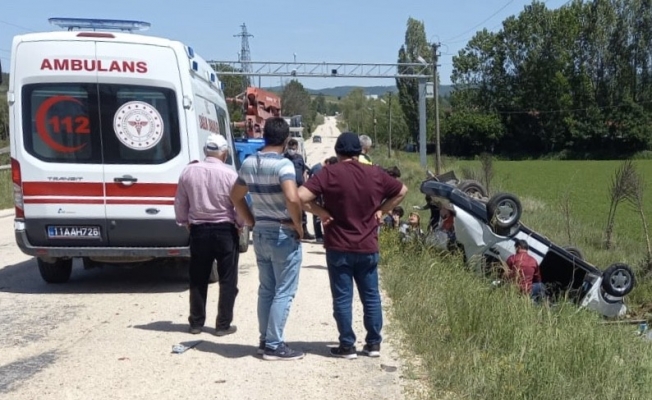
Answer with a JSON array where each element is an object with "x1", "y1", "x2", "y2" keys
[{"x1": 420, "y1": 178, "x2": 635, "y2": 318}]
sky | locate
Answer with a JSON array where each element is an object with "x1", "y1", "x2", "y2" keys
[{"x1": 0, "y1": 0, "x2": 570, "y2": 89}]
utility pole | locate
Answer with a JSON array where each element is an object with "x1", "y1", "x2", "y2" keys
[
  {"x1": 433, "y1": 42, "x2": 442, "y2": 175},
  {"x1": 388, "y1": 93, "x2": 393, "y2": 158},
  {"x1": 373, "y1": 107, "x2": 377, "y2": 147}
]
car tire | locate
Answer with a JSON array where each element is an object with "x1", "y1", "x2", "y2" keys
[
  {"x1": 457, "y1": 180, "x2": 487, "y2": 199},
  {"x1": 37, "y1": 258, "x2": 73, "y2": 284},
  {"x1": 563, "y1": 246, "x2": 584, "y2": 261},
  {"x1": 239, "y1": 226, "x2": 250, "y2": 253},
  {"x1": 487, "y1": 193, "x2": 522, "y2": 230},
  {"x1": 208, "y1": 261, "x2": 219, "y2": 284},
  {"x1": 601, "y1": 263, "x2": 635, "y2": 297}
]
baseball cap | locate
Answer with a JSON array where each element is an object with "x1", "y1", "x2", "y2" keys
[
  {"x1": 205, "y1": 134, "x2": 228, "y2": 151},
  {"x1": 334, "y1": 132, "x2": 362, "y2": 156}
]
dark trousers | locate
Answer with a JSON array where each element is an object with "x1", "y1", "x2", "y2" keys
[
  {"x1": 188, "y1": 222, "x2": 239, "y2": 330},
  {"x1": 313, "y1": 215, "x2": 323, "y2": 239}
]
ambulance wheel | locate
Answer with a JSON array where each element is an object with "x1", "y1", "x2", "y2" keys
[
  {"x1": 208, "y1": 261, "x2": 219, "y2": 284},
  {"x1": 37, "y1": 258, "x2": 73, "y2": 284},
  {"x1": 239, "y1": 226, "x2": 250, "y2": 253}
]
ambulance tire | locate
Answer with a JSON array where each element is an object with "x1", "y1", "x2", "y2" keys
[{"x1": 37, "y1": 258, "x2": 73, "y2": 284}]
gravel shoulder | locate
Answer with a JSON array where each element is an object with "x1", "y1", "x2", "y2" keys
[{"x1": 0, "y1": 117, "x2": 412, "y2": 400}]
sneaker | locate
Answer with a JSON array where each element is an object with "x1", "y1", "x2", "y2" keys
[
  {"x1": 329, "y1": 345, "x2": 357, "y2": 359},
  {"x1": 362, "y1": 343, "x2": 380, "y2": 357},
  {"x1": 257, "y1": 341, "x2": 266, "y2": 355},
  {"x1": 215, "y1": 325, "x2": 237, "y2": 337},
  {"x1": 315, "y1": 237, "x2": 324, "y2": 244},
  {"x1": 262, "y1": 343, "x2": 305, "y2": 361},
  {"x1": 303, "y1": 232, "x2": 316, "y2": 241},
  {"x1": 189, "y1": 326, "x2": 202, "y2": 335}
]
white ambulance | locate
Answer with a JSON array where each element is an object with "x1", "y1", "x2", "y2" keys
[{"x1": 8, "y1": 18, "x2": 242, "y2": 283}]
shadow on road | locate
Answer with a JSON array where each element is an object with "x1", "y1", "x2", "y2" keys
[
  {"x1": 132, "y1": 320, "x2": 191, "y2": 334},
  {"x1": 302, "y1": 264, "x2": 327, "y2": 270},
  {"x1": 0, "y1": 258, "x2": 189, "y2": 295},
  {"x1": 188, "y1": 340, "x2": 338, "y2": 359}
]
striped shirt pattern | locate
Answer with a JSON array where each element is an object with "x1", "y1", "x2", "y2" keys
[{"x1": 237, "y1": 152, "x2": 296, "y2": 226}]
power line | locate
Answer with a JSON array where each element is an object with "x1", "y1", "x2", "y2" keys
[
  {"x1": 443, "y1": 0, "x2": 515, "y2": 43},
  {"x1": 0, "y1": 18, "x2": 34, "y2": 32}
]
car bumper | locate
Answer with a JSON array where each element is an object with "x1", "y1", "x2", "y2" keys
[{"x1": 15, "y1": 226, "x2": 190, "y2": 259}]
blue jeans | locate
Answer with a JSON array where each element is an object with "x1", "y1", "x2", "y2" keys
[
  {"x1": 253, "y1": 225, "x2": 302, "y2": 350},
  {"x1": 531, "y1": 282, "x2": 545, "y2": 303},
  {"x1": 325, "y1": 250, "x2": 382, "y2": 348}
]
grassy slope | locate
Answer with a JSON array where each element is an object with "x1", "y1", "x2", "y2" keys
[{"x1": 373, "y1": 151, "x2": 652, "y2": 399}]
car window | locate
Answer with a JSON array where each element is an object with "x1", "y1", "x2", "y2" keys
[{"x1": 22, "y1": 83, "x2": 180, "y2": 165}]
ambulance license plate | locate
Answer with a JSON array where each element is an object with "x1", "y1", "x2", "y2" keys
[{"x1": 47, "y1": 226, "x2": 101, "y2": 239}]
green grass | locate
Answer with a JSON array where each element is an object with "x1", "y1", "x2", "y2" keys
[
  {"x1": 0, "y1": 170, "x2": 11, "y2": 209},
  {"x1": 372, "y1": 152, "x2": 652, "y2": 399}
]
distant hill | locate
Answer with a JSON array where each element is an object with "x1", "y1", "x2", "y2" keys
[{"x1": 266, "y1": 84, "x2": 454, "y2": 99}]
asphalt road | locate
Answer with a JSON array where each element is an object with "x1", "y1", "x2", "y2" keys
[{"x1": 0, "y1": 117, "x2": 410, "y2": 400}]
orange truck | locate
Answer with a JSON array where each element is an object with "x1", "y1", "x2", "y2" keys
[{"x1": 228, "y1": 87, "x2": 281, "y2": 138}]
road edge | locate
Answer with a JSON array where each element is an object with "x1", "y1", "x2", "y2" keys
[{"x1": 0, "y1": 208, "x2": 14, "y2": 219}]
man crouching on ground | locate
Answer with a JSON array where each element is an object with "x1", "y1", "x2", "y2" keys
[
  {"x1": 230, "y1": 117, "x2": 305, "y2": 361},
  {"x1": 298, "y1": 132, "x2": 408, "y2": 359}
]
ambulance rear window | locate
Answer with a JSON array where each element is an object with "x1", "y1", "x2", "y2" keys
[{"x1": 22, "y1": 83, "x2": 180, "y2": 165}]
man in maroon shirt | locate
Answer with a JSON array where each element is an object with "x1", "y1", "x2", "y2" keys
[
  {"x1": 505, "y1": 239, "x2": 544, "y2": 302},
  {"x1": 298, "y1": 132, "x2": 407, "y2": 359}
]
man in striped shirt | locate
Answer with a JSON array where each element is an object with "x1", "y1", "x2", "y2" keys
[{"x1": 230, "y1": 117, "x2": 305, "y2": 361}]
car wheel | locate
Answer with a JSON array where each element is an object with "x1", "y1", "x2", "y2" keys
[
  {"x1": 208, "y1": 261, "x2": 219, "y2": 284},
  {"x1": 239, "y1": 226, "x2": 250, "y2": 253},
  {"x1": 487, "y1": 193, "x2": 522, "y2": 230},
  {"x1": 37, "y1": 258, "x2": 73, "y2": 283},
  {"x1": 457, "y1": 180, "x2": 487, "y2": 199},
  {"x1": 563, "y1": 246, "x2": 584, "y2": 261},
  {"x1": 601, "y1": 263, "x2": 635, "y2": 297}
]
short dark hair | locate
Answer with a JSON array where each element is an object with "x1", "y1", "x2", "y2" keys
[
  {"x1": 392, "y1": 206, "x2": 404, "y2": 218},
  {"x1": 263, "y1": 117, "x2": 290, "y2": 146},
  {"x1": 515, "y1": 239, "x2": 529, "y2": 250},
  {"x1": 384, "y1": 166, "x2": 401, "y2": 178},
  {"x1": 288, "y1": 139, "x2": 298, "y2": 147},
  {"x1": 326, "y1": 156, "x2": 338, "y2": 165}
]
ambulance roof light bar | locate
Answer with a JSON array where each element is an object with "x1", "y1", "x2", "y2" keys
[{"x1": 48, "y1": 18, "x2": 151, "y2": 32}]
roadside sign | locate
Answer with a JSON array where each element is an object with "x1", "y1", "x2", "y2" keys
[{"x1": 425, "y1": 82, "x2": 434, "y2": 99}]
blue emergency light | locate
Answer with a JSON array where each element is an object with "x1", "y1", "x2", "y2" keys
[{"x1": 48, "y1": 18, "x2": 151, "y2": 32}]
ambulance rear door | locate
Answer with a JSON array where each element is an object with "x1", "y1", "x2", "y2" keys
[{"x1": 95, "y1": 41, "x2": 189, "y2": 247}]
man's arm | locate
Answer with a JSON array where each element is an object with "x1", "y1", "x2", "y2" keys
[
  {"x1": 281, "y1": 179, "x2": 304, "y2": 239},
  {"x1": 378, "y1": 184, "x2": 408, "y2": 215},
  {"x1": 298, "y1": 186, "x2": 333, "y2": 226},
  {"x1": 174, "y1": 175, "x2": 189, "y2": 227},
  {"x1": 230, "y1": 181, "x2": 255, "y2": 227}
]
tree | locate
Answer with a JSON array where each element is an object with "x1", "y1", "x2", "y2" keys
[
  {"x1": 282, "y1": 80, "x2": 317, "y2": 132},
  {"x1": 213, "y1": 64, "x2": 245, "y2": 127},
  {"x1": 396, "y1": 18, "x2": 433, "y2": 144}
]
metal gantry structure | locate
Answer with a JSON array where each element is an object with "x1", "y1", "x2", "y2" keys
[{"x1": 208, "y1": 60, "x2": 434, "y2": 167}]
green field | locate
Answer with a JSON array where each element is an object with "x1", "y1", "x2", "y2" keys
[{"x1": 373, "y1": 152, "x2": 652, "y2": 399}]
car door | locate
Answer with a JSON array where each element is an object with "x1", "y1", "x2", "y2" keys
[{"x1": 95, "y1": 41, "x2": 189, "y2": 247}]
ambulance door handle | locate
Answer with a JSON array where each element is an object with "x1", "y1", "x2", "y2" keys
[{"x1": 114, "y1": 176, "x2": 138, "y2": 186}]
